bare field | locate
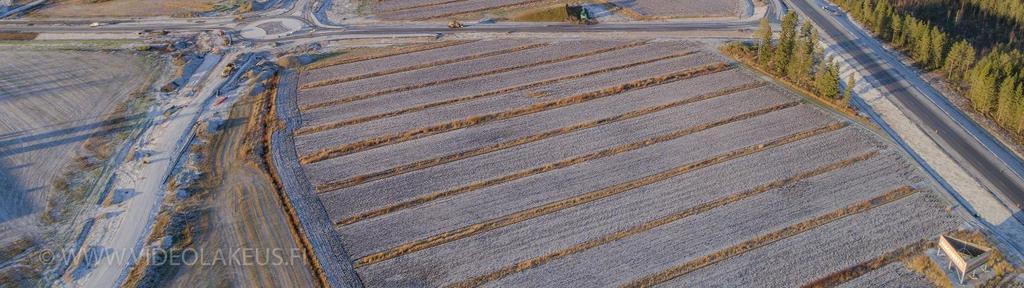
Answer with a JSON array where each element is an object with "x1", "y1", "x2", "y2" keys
[
  {"x1": 0, "y1": 50, "x2": 162, "y2": 283},
  {"x1": 0, "y1": 51, "x2": 157, "y2": 228},
  {"x1": 272, "y1": 39, "x2": 969, "y2": 287},
  {"x1": 369, "y1": 0, "x2": 553, "y2": 21},
  {"x1": 619, "y1": 0, "x2": 743, "y2": 19},
  {"x1": 27, "y1": 0, "x2": 224, "y2": 17}
]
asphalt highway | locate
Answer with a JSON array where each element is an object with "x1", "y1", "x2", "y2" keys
[{"x1": 787, "y1": 0, "x2": 1024, "y2": 210}]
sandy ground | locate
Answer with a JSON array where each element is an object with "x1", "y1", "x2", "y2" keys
[
  {"x1": 67, "y1": 53, "x2": 228, "y2": 287},
  {"x1": 165, "y1": 87, "x2": 317, "y2": 287},
  {"x1": 0, "y1": 50, "x2": 158, "y2": 258},
  {"x1": 27, "y1": 0, "x2": 224, "y2": 17}
]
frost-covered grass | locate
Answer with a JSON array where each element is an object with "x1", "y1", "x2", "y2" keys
[
  {"x1": 301, "y1": 68, "x2": 754, "y2": 188},
  {"x1": 314, "y1": 86, "x2": 790, "y2": 221},
  {"x1": 297, "y1": 41, "x2": 696, "y2": 129},
  {"x1": 299, "y1": 39, "x2": 535, "y2": 87},
  {"x1": 337, "y1": 106, "x2": 834, "y2": 258},
  {"x1": 276, "y1": 40, "x2": 967, "y2": 287},
  {"x1": 296, "y1": 40, "x2": 630, "y2": 109},
  {"x1": 627, "y1": 0, "x2": 740, "y2": 18},
  {"x1": 293, "y1": 53, "x2": 719, "y2": 155}
]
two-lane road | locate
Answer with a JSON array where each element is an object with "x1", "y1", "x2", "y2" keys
[{"x1": 786, "y1": 0, "x2": 1024, "y2": 211}]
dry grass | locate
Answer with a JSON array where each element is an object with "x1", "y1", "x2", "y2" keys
[
  {"x1": 451, "y1": 150, "x2": 878, "y2": 287},
  {"x1": 354, "y1": 122, "x2": 845, "y2": 267},
  {"x1": 0, "y1": 32, "x2": 38, "y2": 41},
  {"x1": 0, "y1": 237, "x2": 33, "y2": 264},
  {"x1": 300, "y1": 43, "x2": 549, "y2": 90},
  {"x1": 721, "y1": 42, "x2": 866, "y2": 123},
  {"x1": 904, "y1": 254, "x2": 953, "y2": 288},
  {"x1": 622, "y1": 186, "x2": 918, "y2": 288},
  {"x1": 297, "y1": 41, "x2": 648, "y2": 112},
  {"x1": 299, "y1": 62, "x2": 731, "y2": 164},
  {"x1": 802, "y1": 239, "x2": 934, "y2": 287},
  {"x1": 304, "y1": 41, "x2": 475, "y2": 71},
  {"x1": 299, "y1": 49, "x2": 695, "y2": 134},
  {"x1": 320, "y1": 81, "x2": 766, "y2": 194},
  {"x1": 333, "y1": 98, "x2": 789, "y2": 226},
  {"x1": 897, "y1": 230, "x2": 1019, "y2": 288},
  {"x1": 259, "y1": 74, "x2": 335, "y2": 288},
  {"x1": 28, "y1": 0, "x2": 221, "y2": 17},
  {"x1": 509, "y1": 4, "x2": 568, "y2": 22}
]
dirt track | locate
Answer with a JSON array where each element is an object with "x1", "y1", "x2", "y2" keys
[{"x1": 165, "y1": 91, "x2": 317, "y2": 287}]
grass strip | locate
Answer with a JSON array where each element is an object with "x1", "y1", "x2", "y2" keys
[
  {"x1": 332, "y1": 98, "x2": 790, "y2": 226},
  {"x1": 801, "y1": 239, "x2": 933, "y2": 288},
  {"x1": 450, "y1": 150, "x2": 880, "y2": 288},
  {"x1": 298, "y1": 41, "x2": 648, "y2": 111},
  {"x1": 620, "y1": 186, "x2": 919, "y2": 288},
  {"x1": 318, "y1": 80, "x2": 764, "y2": 193},
  {"x1": 300, "y1": 42, "x2": 550, "y2": 90},
  {"x1": 353, "y1": 122, "x2": 847, "y2": 267},
  {"x1": 305, "y1": 40, "x2": 476, "y2": 71},
  {"x1": 296, "y1": 49, "x2": 700, "y2": 135},
  {"x1": 379, "y1": 0, "x2": 471, "y2": 13},
  {"x1": 411, "y1": 0, "x2": 550, "y2": 20},
  {"x1": 299, "y1": 62, "x2": 732, "y2": 164}
]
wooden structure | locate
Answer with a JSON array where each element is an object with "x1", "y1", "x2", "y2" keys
[{"x1": 937, "y1": 235, "x2": 992, "y2": 284}]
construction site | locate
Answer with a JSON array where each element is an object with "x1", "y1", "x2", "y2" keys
[{"x1": 2, "y1": 0, "x2": 1023, "y2": 287}]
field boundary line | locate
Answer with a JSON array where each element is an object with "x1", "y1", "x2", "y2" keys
[
  {"x1": 330, "y1": 98, "x2": 792, "y2": 226},
  {"x1": 304, "y1": 40, "x2": 477, "y2": 71},
  {"x1": 297, "y1": 41, "x2": 648, "y2": 112},
  {"x1": 317, "y1": 81, "x2": 767, "y2": 194},
  {"x1": 352, "y1": 122, "x2": 847, "y2": 267},
  {"x1": 299, "y1": 62, "x2": 733, "y2": 164},
  {"x1": 800, "y1": 239, "x2": 934, "y2": 288},
  {"x1": 296, "y1": 49, "x2": 702, "y2": 135},
  {"x1": 379, "y1": 0, "x2": 471, "y2": 14},
  {"x1": 300, "y1": 42, "x2": 550, "y2": 90},
  {"x1": 619, "y1": 186, "x2": 920, "y2": 288},
  {"x1": 449, "y1": 150, "x2": 880, "y2": 288}
]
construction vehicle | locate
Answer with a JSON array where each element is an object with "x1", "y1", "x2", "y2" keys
[
  {"x1": 448, "y1": 20, "x2": 464, "y2": 29},
  {"x1": 566, "y1": 4, "x2": 596, "y2": 25}
]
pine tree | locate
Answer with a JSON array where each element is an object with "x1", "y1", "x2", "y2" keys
[
  {"x1": 944, "y1": 40, "x2": 976, "y2": 81},
  {"x1": 787, "y1": 22, "x2": 816, "y2": 84},
  {"x1": 891, "y1": 13, "x2": 906, "y2": 47},
  {"x1": 773, "y1": 12, "x2": 799, "y2": 75},
  {"x1": 914, "y1": 25, "x2": 933, "y2": 66},
  {"x1": 995, "y1": 76, "x2": 1019, "y2": 125},
  {"x1": 874, "y1": 0, "x2": 891, "y2": 38},
  {"x1": 1015, "y1": 84, "x2": 1024, "y2": 133},
  {"x1": 930, "y1": 26, "x2": 948, "y2": 70},
  {"x1": 970, "y1": 67, "x2": 999, "y2": 114},
  {"x1": 815, "y1": 59, "x2": 841, "y2": 99},
  {"x1": 844, "y1": 74, "x2": 856, "y2": 105},
  {"x1": 996, "y1": 77, "x2": 1019, "y2": 127},
  {"x1": 757, "y1": 17, "x2": 774, "y2": 67}
]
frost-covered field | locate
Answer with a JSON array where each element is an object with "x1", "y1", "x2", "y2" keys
[
  {"x1": 626, "y1": 0, "x2": 742, "y2": 18},
  {"x1": 371, "y1": 0, "x2": 547, "y2": 20},
  {"x1": 0, "y1": 51, "x2": 156, "y2": 231},
  {"x1": 275, "y1": 39, "x2": 966, "y2": 287}
]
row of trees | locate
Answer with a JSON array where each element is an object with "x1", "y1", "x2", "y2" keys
[
  {"x1": 835, "y1": 0, "x2": 1024, "y2": 134},
  {"x1": 753, "y1": 12, "x2": 851, "y2": 107}
]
